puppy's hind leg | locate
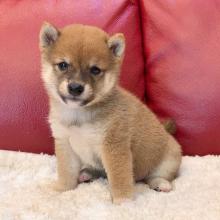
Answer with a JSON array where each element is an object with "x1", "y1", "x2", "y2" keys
[{"x1": 145, "y1": 136, "x2": 182, "y2": 192}]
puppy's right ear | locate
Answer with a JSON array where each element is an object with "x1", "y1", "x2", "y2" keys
[
  {"x1": 108, "y1": 33, "x2": 125, "y2": 58},
  {"x1": 39, "y1": 22, "x2": 59, "y2": 48}
]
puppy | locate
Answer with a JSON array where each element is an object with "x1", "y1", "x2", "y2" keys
[{"x1": 39, "y1": 23, "x2": 182, "y2": 204}]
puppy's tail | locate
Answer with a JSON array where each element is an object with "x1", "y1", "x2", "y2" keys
[{"x1": 162, "y1": 119, "x2": 176, "y2": 135}]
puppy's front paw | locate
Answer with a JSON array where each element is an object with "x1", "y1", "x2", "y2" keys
[
  {"x1": 42, "y1": 180, "x2": 77, "y2": 192},
  {"x1": 113, "y1": 196, "x2": 133, "y2": 205},
  {"x1": 52, "y1": 181, "x2": 74, "y2": 192}
]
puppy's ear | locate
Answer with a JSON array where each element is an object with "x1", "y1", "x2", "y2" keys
[
  {"x1": 39, "y1": 22, "x2": 60, "y2": 48},
  {"x1": 108, "y1": 33, "x2": 125, "y2": 58}
]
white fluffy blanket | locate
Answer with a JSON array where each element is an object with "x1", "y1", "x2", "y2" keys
[{"x1": 0, "y1": 150, "x2": 219, "y2": 220}]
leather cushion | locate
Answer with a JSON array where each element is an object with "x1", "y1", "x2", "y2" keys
[
  {"x1": 0, "y1": 0, "x2": 145, "y2": 154},
  {"x1": 141, "y1": 0, "x2": 220, "y2": 155}
]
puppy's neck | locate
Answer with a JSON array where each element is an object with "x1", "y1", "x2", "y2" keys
[{"x1": 49, "y1": 98, "x2": 98, "y2": 127}]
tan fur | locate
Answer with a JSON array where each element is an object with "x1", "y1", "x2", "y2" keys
[{"x1": 39, "y1": 23, "x2": 182, "y2": 204}]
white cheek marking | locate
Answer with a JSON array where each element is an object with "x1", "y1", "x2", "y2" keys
[
  {"x1": 85, "y1": 73, "x2": 116, "y2": 107},
  {"x1": 59, "y1": 80, "x2": 69, "y2": 96},
  {"x1": 102, "y1": 73, "x2": 116, "y2": 94},
  {"x1": 41, "y1": 62, "x2": 60, "y2": 101},
  {"x1": 81, "y1": 84, "x2": 93, "y2": 100}
]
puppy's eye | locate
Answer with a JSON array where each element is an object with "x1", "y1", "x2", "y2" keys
[
  {"x1": 90, "y1": 66, "x2": 101, "y2": 75},
  {"x1": 57, "y1": 62, "x2": 69, "y2": 71}
]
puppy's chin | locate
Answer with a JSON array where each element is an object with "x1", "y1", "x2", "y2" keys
[
  {"x1": 65, "y1": 99, "x2": 82, "y2": 108},
  {"x1": 59, "y1": 94, "x2": 94, "y2": 109}
]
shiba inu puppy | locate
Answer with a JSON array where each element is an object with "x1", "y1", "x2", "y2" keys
[{"x1": 39, "y1": 23, "x2": 182, "y2": 204}]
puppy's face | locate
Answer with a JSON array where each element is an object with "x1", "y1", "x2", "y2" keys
[{"x1": 39, "y1": 23, "x2": 125, "y2": 108}]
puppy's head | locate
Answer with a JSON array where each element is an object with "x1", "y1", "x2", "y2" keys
[{"x1": 39, "y1": 23, "x2": 125, "y2": 108}]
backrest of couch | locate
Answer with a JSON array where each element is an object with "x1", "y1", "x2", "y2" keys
[
  {"x1": 0, "y1": 0, "x2": 145, "y2": 154},
  {"x1": 141, "y1": 0, "x2": 220, "y2": 155},
  {"x1": 1, "y1": 0, "x2": 220, "y2": 156}
]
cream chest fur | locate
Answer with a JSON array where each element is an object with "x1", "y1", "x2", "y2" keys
[{"x1": 49, "y1": 103, "x2": 105, "y2": 169}]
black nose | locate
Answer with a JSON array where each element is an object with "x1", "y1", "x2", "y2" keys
[{"x1": 68, "y1": 83, "x2": 84, "y2": 96}]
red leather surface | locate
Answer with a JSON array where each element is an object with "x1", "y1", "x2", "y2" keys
[
  {"x1": 141, "y1": 0, "x2": 220, "y2": 155},
  {"x1": 0, "y1": 0, "x2": 145, "y2": 154}
]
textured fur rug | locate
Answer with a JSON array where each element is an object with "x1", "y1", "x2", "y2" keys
[{"x1": 0, "y1": 150, "x2": 219, "y2": 220}]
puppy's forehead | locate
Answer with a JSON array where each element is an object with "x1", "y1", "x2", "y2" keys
[{"x1": 52, "y1": 25, "x2": 110, "y2": 62}]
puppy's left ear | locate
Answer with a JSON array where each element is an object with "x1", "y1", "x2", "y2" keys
[
  {"x1": 108, "y1": 33, "x2": 125, "y2": 58},
  {"x1": 39, "y1": 22, "x2": 60, "y2": 48}
]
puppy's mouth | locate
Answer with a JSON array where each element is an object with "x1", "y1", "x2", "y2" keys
[{"x1": 59, "y1": 93, "x2": 93, "y2": 107}]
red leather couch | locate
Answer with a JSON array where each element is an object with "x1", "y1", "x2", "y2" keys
[{"x1": 1, "y1": 0, "x2": 220, "y2": 156}]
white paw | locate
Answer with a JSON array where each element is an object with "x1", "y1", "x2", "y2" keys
[
  {"x1": 148, "y1": 178, "x2": 172, "y2": 192},
  {"x1": 154, "y1": 181, "x2": 172, "y2": 192},
  {"x1": 113, "y1": 197, "x2": 133, "y2": 205},
  {"x1": 40, "y1": 180, "x2": 77, "y2": 192}
]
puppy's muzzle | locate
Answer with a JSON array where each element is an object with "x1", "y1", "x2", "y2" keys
[{"x1": 68, "y1": 83, "x2": 84, "y2": 96}]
